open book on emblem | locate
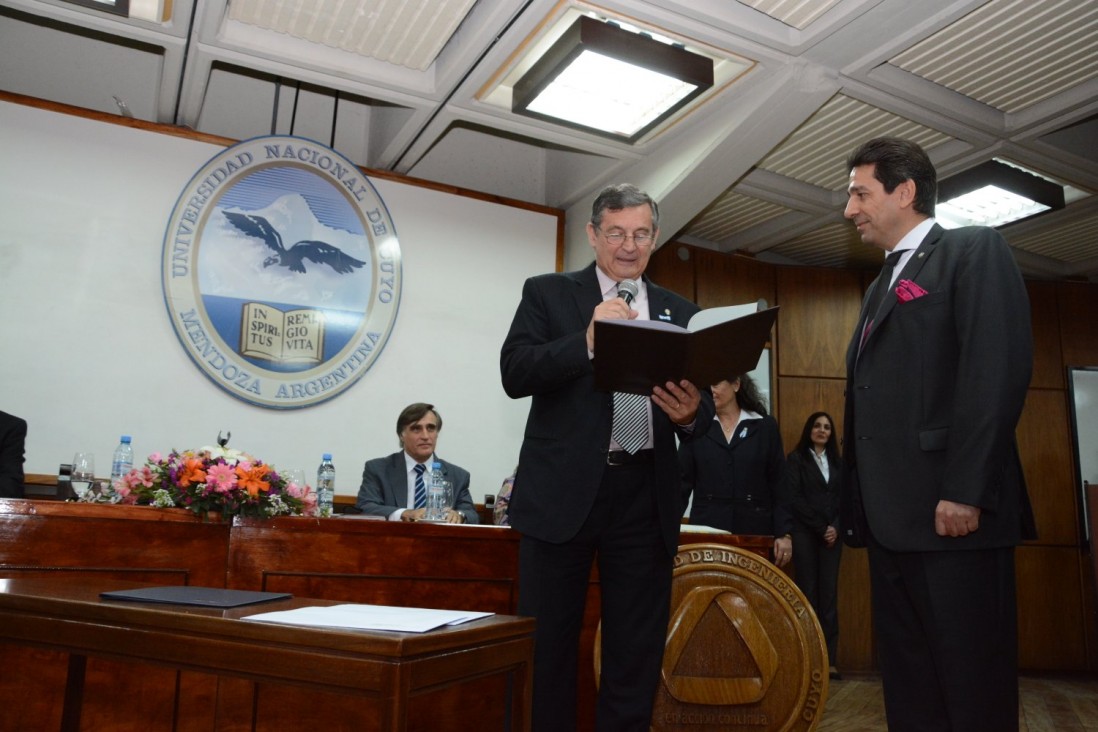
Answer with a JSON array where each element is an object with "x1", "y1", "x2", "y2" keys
[
  {"x1": 594, "y1": 304, "x2": 777, "y2": 395},
  {"x1": 239, "y1": 302, "x2": 325, "y2": 364}
]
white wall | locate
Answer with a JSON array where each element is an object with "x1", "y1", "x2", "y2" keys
[{"x1": 0, "y1": 101, "x2": 558, "y2": 502}]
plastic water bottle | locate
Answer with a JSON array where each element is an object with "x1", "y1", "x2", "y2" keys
[
  {"x1": 110, "y1": 435, "x2": 134, "y2": 482},
  {"x1": 316, "y1": 454, "x2": 335, "y2": 517},
  {"x1": 426, "y1": 461, "x2": 449, "y2": 522}
]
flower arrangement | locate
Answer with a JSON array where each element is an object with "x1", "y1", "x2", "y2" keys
[{"x1": 93, "y1": 437, "x2": 317, "y2": 520}]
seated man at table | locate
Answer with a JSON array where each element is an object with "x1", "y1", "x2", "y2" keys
[{"x1": 355, "y1": 402, "x2": 478, "y2": 524}]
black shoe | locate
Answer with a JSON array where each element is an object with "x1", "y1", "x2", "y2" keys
[{"x1": 828, "y1": 666, "x2": 842, "y2": 681}]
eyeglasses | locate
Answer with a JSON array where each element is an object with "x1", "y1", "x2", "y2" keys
[{"x1": 598, "y1": 229, "x2": 655, "y2": 247}]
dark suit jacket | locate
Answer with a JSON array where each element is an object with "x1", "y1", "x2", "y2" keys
[
  {"x1": 787, "y1": 447, "x2": 842, "y2": 538},
  {"x1": 842, "y1": 223, "x2": 1036, "y2": 552},
  {"x1": 0, "y1": 410, "x2": 26, "y2": 498},
  {"x1": 354, "y1": 451, "x2": 478, "y2": 524},
  {"x1": 500, "y1": 262, "x2": 714, "y2": 555},
  {"x1": 679, "y1": 415, "x2": 791, "y2": 537}
]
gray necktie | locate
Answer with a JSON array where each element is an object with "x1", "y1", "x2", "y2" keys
[{"x1": 612, "y1": 391, "x2": 649, "y2": 454}]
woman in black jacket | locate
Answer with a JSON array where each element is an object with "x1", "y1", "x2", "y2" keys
[
  {"x1": 679, "y1": 373, "x2": 792, "y2": 567},
  {"x1": 787, "y1": 411, "x2": 843, "y2": 679}
]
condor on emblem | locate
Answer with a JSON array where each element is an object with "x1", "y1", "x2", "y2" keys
[{"x1": 162, "y1": 135, "x2": 401, "y2": 409}]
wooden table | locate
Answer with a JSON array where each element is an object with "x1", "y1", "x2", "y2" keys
[{"x1": 0, "y1": 577, "x2": 533, "y2": 731}]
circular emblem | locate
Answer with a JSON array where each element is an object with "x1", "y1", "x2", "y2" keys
[
  {"x1": 595, "y1": 543, "x2": 828, "y2": 731},
  {"x1": 162, "y1": 135, "x2": 401, "y2": 409}
]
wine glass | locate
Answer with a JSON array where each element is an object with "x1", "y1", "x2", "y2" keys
[
  {"x1": 71, "y1": 452, "x2": 96, "y2": 500},
  {"x1": 285, "y1": 469, "x2": 307, "y2": 490}
]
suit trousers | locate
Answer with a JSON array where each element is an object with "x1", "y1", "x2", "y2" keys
[
  {"x1": 518, "y1": 461, "x2": 672, "y2": 732},
  {"x1": 867, "y1": 538, "x2": 1019, "y2": 732},
  {"x1": 790, "y1": 530, "x2": 842, "y2": 663}
]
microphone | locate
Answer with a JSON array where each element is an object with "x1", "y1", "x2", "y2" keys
[{"x1": 617, "y1": 279, "x2": 639, "y2": 305}]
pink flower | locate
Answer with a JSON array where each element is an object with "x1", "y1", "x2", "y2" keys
[
  {"x1": 205, "y1": 463, "x2": 238, "y2": 492},
  {"x1": 111, "y1": 479, "x2": 134, "y2": 503},
  {"x1": 148, "y1": 452, "x2": 162, "y2": 463}
]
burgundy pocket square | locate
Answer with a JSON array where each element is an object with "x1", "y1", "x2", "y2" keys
[{"x1": 895, "y1": 279, "x2": 928, "y2": 302}]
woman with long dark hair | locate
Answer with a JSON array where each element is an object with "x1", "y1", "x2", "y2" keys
[
  {"x1": 787, "y1": 411, "x2": 843, "y2": 679},
  {"x1": 679, "y1": 373, "x2": 792, "y2": 567}
]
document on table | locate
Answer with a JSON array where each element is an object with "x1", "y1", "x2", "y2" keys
[{"x1": 242, "y1": 603, "x2": 493, "y2": 633}]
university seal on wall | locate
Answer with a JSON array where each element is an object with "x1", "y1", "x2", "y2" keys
[{"x1": 162, "y1": 135, "x2": 401, "y2": 409}]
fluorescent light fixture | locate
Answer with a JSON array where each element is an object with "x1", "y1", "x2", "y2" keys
[
  {"x1": 937, "y1": 159, "x2": 1065, "y2": 229},
  {"x1": 60, "y1": 0, "x2": 169, "y2": 23},
  {"x1": 512, "y1": 16, "x2": 714, "y2": 143}
]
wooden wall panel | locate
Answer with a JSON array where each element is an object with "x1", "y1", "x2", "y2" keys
[
  {"x1": 648, "y1": 241, "x2": 697, "y2": 301},
  {"x1": 835, "y1": 547, "x2": 874, "y2": 673},
  {"x1": 1060, "y1": 282, "x2": 1098, "y2": 367},
  {"x1": 1016, "y1": 546, "x2": 1089, "y2": 670},
  {"x1": 1017, "y1": 389, "x2": 1079, "y2": 546},
  {"x1": 690, "y1": 248, "x2": 776, "y2": 310},
  {"x1": 1027, "y1": 281, "x2": 1065, "y2": 390},
  {"x1": 775, "y1": 267, "x2": 863, "y2": 379}
]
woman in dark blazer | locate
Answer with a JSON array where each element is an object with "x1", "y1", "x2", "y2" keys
[
  {"x1": 787, "y1": 411, "x2": 843, "y2": 679},
  {"x1": 679, "y1": 373, "x2": 792, "y2": 567}
]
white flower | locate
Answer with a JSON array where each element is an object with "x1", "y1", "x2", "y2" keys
[{"x1": 200, "y1": 445, "x2": 246, "y2": 463}]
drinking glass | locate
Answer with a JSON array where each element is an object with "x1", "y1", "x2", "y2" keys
[
  {"x1": 71, "y1": 452, "x2": 96, "y2": 499},
  {"x1": 285, "y1": 469, "x2": 307, "y2": 490}
]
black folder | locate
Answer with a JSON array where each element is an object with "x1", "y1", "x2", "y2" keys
[
  {"x1": 594, "y1": 306, "x2": 778, "y2": 395},
  {"x1": 100, "y1": 586, "x2": 291, "y2": 608}
]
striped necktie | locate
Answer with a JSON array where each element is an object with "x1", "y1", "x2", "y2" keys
[
  {"x1": 413, "y1": 463, "x2": 427, "y2": 509},
  {"x1": 612, "y1": 391, "x2": 649, "y2": 454}
]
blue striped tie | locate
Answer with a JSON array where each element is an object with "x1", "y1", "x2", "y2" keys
[
  {"x1": 413, "y1": 463, "x2": 427, "y2": 509},
  {"x1": 612, "y1": 392, "x2": 649, "y2": 454}
]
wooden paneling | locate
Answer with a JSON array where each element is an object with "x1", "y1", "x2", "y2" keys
[
  {"x1": 692, "y1": 249, "x2": 776, "y2": 311},
  {"x1": 647, "y1": 241, "x2": 697, "y2": 301},
  {"x1": 1027, "y1": 280, "x2": 1065, "y2": 390},
  {"x1": 1016, "y1": 545, "x2": 1089, "y2": 670},
  {"x1": 1017, "y1": 389, "x2": 1079, "y2": 546},
  {"x1": 775, "y1": 267, "x2": 863, "y2": 379},
  {"x1": 835, "y1": 547, "x2": 874, "y2": 674},
  {"x1": 1060, "y1": 282, "x2": 1098, "y2": 367}
]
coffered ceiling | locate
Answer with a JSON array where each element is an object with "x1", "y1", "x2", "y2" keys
[{"x1": 2, "y1": 0, "x2": 1096, "y2": 279}]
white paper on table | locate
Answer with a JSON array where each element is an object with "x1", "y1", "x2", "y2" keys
[
  {"x1": 242, "y1": 604, "x2": 493, "y2": 633},
  {"x1": 679, "y1": 524, "x2": 732, "y2": 535}
]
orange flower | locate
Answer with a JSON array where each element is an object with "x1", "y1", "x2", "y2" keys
[
  {"x1": 235, "y1": 463, "x2": 271, "y2": 498},
  {"x1": 177, "y1": 457, "x2": 207, "y2": 487}
]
